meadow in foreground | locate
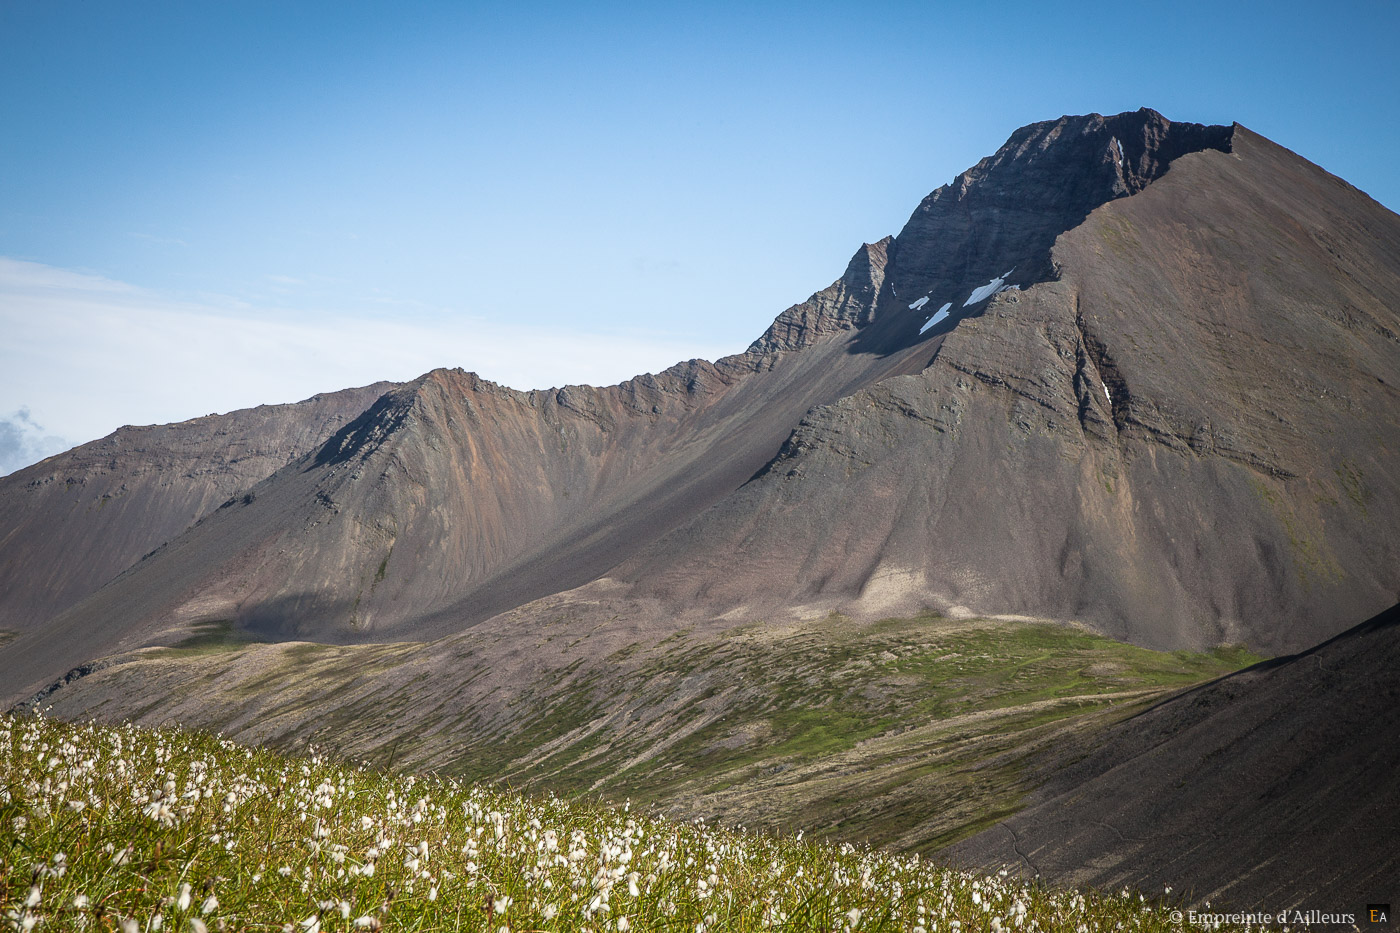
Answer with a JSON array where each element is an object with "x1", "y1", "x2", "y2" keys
[{"x1": 3, "y1": 713, "x2": 1229, "y2": 932}]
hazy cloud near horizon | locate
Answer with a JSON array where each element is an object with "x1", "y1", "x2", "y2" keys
[
  {"x1": 0, "y1": 407, "x2": 70, "y2": 477},
  {"x1": 0, "y1": 257, "x2": 735, "y2": 476}
]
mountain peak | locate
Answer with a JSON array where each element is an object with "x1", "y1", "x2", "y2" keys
[
  {"x1": 941, "y1": 108, "x2": 1234, "y2": 215},
  {"x1": 987, "y1": 108, "x2": 1234, "y2": 194},
  {"x1": 885, "y1": 109, "x2": 1233, "y2": 335},
  {"x1": 5, "y1": 109, "x2": 1399, "y2": 714}
]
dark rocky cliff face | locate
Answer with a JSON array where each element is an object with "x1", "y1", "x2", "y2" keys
[
  {"x1": 3, "y1": 109, "x2": 1398, "y2": 705},
  {"x1": 880, "y1": 109, "x2": 1233, "y2": 342},
  {"x1": 747, "y1": 237, "x2": 890, "y2": 353}
]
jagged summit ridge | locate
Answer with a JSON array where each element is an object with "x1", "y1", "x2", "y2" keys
[
  {"x1": 735, "y1": 110, "x2": 1239, "y2": 360},
  {"x1": 956, "y1": 108, "x2": 1234, "y2": 202},
  {"x1": 889, "y1": 109, "x2": 1234, "y2": 336}
]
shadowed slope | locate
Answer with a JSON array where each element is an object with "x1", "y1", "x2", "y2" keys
[{"x1": 946, "y1": 602, "x2": 1400, "y2": 912}]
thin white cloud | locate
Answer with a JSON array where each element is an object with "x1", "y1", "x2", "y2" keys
[
  {"x1": 0, "y1": 257, "x2": 736, "y2": 473},
  {"x1": 126, "y1": 232, "x2": 190, "y2": 247}
]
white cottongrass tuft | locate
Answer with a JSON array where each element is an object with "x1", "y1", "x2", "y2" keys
[{"x1": 1, "y1": 711, "x2": 1207, "y2": 933}]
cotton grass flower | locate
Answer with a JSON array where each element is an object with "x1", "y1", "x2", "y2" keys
[{"x1": 1, "y1": 711, "x2": 1222, "y2": 933}]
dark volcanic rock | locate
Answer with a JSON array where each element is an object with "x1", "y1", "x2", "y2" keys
[
  {"x1": 879, "y1": 108, "x2": 1233, "y2": 335},
  {"x1": 946, "y1": 602, "x2": 1400, "y2": 912},
  {"x1": 748, "y1": 237, "x2": 890, "y2": 353}
]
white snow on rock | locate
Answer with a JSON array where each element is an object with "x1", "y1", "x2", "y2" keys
[
  {"x1": 919, "y1": 303, "x2": 953, "y2": 334},
  {"x1": 909, "y1": 295, "x2": 930, "y2": 311},
  {"x1": 963, "y1": 268, "x2": 1017, "y2": 307},
  {"x1": 1103, "y1": 383, "x2": 1112, "y2": 404}
]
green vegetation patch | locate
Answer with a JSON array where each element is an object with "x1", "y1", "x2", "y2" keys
[
  {"x1": 422, "y1": 613, "x2": 1263, "y2": 850},
  {"x1": 35, "y1": 612, "x2": 1266, "y2": 862},
  {"x1": 1335, "y1": 459, "x2": 1368, "y2": 514},
  {"x1": 154, "y1": 620, "x2": 270, "y2": 656},
  {"x1": 0, "y1": 713, "x2": 1260, "y2": 932}
]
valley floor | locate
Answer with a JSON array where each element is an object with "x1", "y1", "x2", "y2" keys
[{"x1": 18, "y1": 612, "x2": 1260, "y2": 855}]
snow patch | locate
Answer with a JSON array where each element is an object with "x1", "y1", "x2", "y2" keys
[
  {"x1": 919, "y1": 303, "x2": 953, "y2": 334},
  {"x1": 964, "y1": 269, "x2": 1017, "y2": 307},
  {"x1": 908, "y1": 295, "x2": 930, "y2": 311},
  {"x1": 1111, "y1": 137, "x2": 1124, "y2": 168},
  {"x1": 1103, "y1": 383, "x2": 1112, "y2": 405}
]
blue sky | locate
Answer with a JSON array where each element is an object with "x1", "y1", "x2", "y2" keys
[{"x1": 2, "y1": 0, "x2": 1398, "y2": 473}]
